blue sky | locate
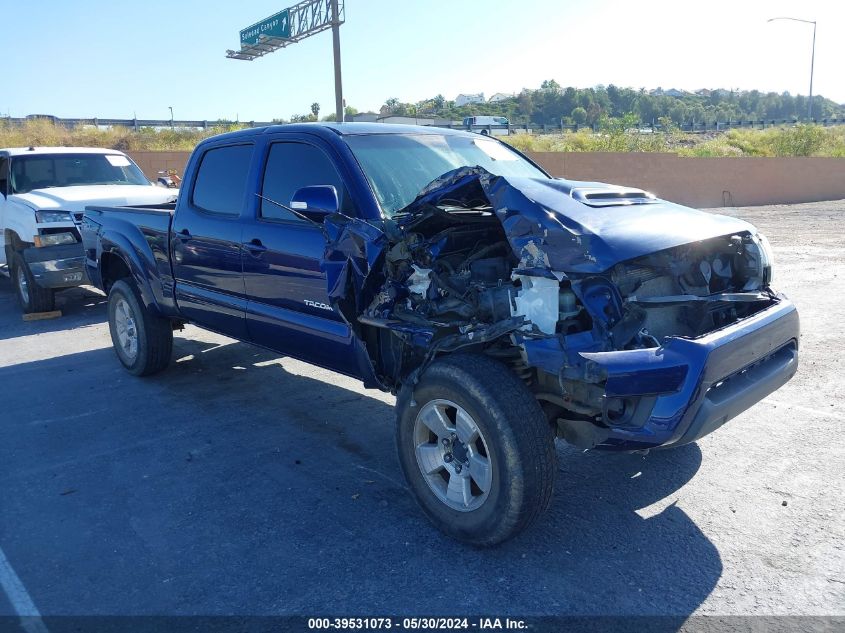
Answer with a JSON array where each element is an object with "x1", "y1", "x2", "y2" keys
[{"x1": 3, "y1": 0, "x2": 843, "y2": 120}]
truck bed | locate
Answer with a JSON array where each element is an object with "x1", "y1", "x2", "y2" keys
[
  {"x1": 85, "y1": 203, "x2": 174, "y2": 234},
  {"x1": 82, "y1": 204, "x2": 177, "y2": 314},
  {"x1": 87, "y1": 201, "x2": 177, "y2": 214}
]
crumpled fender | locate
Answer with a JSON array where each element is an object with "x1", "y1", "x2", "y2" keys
[
  {"x1": 399, "y1": 166, "x2": 598, "y2": 272},
  {"x1": 322, "y1": 214, "x2": 387, "y2": 314}
]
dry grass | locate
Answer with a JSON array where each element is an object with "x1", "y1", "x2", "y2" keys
[
  {"x1": 0, "y1": 119, "x2": 247, "y2": 152},
  {"x1": 3, "y1": 119, "x2": 844, "y2": 158},
  {"x1": 506, "y1": 124, "x2": 845, "y2": 158}
]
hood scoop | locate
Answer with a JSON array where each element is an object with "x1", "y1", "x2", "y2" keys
[{"x1": 569, "y1": 186, "x2": 658, "y2": 208}]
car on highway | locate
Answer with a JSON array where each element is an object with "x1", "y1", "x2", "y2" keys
[
  {"x1": 463, "y1": 115, "x2": 509, "y2": 136},
  {"x1": 0, "y1": 147, "x2": 177, "y2": 312},
  {"x1": 81, "y1": 123, "x2": 799, "y2": 545}
]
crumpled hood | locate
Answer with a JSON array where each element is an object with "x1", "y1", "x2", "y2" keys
[
  {"x1": 401, "y1": 167, "x2": 755, "y2": 273},
  {"x1": 11, "y1": 185, "x2": 177, "y2": 212}
]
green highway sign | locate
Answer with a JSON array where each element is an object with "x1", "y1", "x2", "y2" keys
[{"x1": 240, "y1": 10, "x2": 291, "y2": 47}]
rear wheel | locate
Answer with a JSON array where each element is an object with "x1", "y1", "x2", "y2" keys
[
  {"x1": 107, "y1": 279, "x2": 173, "y2": 376},
  {"x1": 11, "y1": 251, "x2": 54, "y2": 313},
  {"x1": 396, "y1": 354, "x2": 556, "y2": 546}
]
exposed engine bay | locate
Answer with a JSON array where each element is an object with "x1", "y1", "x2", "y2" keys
[{"x1": 323, "y1": 167, "x2": 778, "y2": 444}]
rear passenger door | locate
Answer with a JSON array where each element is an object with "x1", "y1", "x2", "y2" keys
[
  {"x1": 172, "y1": 142, "x2": 254, "y2": 339},
  {"x1": 241, "y1": 137, "x2": 360, "y2": 376}
]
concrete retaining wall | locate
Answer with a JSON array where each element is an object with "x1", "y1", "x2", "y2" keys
[
  {"x1": 127, "y1": 150, "x2": 845, "y2": 208},
  {"x1": 128, "y1": 151, "x2": 191, "y2": 182},
  {"x1": 527, "y1": 152, "x2": 845, "y2": 208}
]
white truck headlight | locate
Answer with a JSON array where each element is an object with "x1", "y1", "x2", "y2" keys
[
  {"x1": 35, "y1": 210, "x2": 74, "y2": 223},
  {"x1": 34, "y1": 232, "x2": 77, "y2": 247}
]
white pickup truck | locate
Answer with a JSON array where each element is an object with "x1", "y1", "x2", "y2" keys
[{"x1": 0, "y1": 147, "x2": 177, "y2": 312}]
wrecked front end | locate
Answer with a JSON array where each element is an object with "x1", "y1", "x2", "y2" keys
[{"x1": 324, "y1": 168, "x2": 799, "y2": 450}]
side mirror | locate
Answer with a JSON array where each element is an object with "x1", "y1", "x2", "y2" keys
[{"x1": 290, "y1": 185, "x2": 339, "y2": 218}]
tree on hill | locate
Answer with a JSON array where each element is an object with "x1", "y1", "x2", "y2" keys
[{"x1": 378, "y1": 83, "x2": 844, "y2": 127}]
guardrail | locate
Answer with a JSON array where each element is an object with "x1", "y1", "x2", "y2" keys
[
  {"x1": 4, "y1": 116, "x2": 844, "y2": 134},
  {"x1": 1, "y1": 117, "x2": 277, "y2": 130},
  {"x1": 453, "y1": 118, "x2": 845, "y2": 135}
]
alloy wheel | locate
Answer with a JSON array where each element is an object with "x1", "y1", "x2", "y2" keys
[{"x1": 413, "y1": 399, "x2": 493, "y2": 512}]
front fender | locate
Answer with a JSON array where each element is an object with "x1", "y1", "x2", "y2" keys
[{"x1": 3, "y1": 201, "x2": 37, "y2": 248}]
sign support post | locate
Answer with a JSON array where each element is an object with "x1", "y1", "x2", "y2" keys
[
  {"x1": 331, "y1": 0, "x2": 343, "y2": 123},
  {"x1": 226, "y1": 1, "x2": 346, "y2": 123}
]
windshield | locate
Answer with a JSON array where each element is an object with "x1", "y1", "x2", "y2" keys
[
  {"x1": 345, "y1": 133, "x2": 548, "y2": 217},
  {"x1": 10, "y1": 153, "x2": 150, "y2": 194}
]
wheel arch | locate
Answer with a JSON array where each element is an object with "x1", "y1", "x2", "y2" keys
[
  {"x1": 4, "y1": 228, "x2": 28, "y2": 258},
  {"x1": 98, "y1": 242, "x2": 162, "y2": 317},
  {"x1": 100, "y1": 251, "x2": 132, "y2": 293}
]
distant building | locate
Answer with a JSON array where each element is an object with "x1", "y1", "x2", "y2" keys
[
  {"x1": 350, "y1": 112, "x2": 379, "y2": 123},
  {"x1": 455, "y1": 93, "x2": 485, "y2": 107},
  {"x1": 650, "y1": 88, "x2": 686, "y2": 98},
  {"x1": 488, "y1": 93, "x2": 515, "y2": 103},
  {"x1": 376, "y1": 115, "x2": 452, "y2": 127},
  {"x1": 695, "y1": 89, "x2": 712, "y2": 97}
]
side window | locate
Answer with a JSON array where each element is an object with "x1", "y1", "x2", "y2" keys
[
  {"x1": 0, "y1": 157, "x2": 8, "y2": 196},
  {"x1": 260, "y1": 142, "x2": 352, "y2": 222},
  {"x1": 192, "y1": 144, "x2": 254, "y2": 215}
]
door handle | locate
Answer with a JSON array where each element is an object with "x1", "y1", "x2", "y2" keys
[
  {"x1": 176, "y1": 229, "x2": 192, "y2": 242},
  {"x1": 243, "y1": 239, "x2": 267, "y2": 255}
]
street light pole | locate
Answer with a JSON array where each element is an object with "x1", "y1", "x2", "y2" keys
[
  {"x1": 331, "y1": 0, "x2": 344, "y2": 123},
  {"x1": 808, "y1": 21, "x2": 816, "y2": 120},
  {"x1": 767, "y1": 17, "x2": 817, "y2": 121}
]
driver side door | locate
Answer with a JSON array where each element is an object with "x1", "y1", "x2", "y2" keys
[{"x1": 241, "y1": 137, "x2": 360, "y2": 376}]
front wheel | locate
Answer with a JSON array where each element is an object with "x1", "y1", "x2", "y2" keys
[
  {"x1": 11, "y1": 251, "x2": 55, "y2": 313},
  {"x1": 396, "y1": 354, "x2": 556, "y2": 546},
  {"x1": 107, "y1": 279, "x2": 173, "y2": 376}
]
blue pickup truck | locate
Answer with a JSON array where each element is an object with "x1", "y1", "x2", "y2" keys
[{"x1": 82, "y1": 123, "x2": 799, "y2": 545}]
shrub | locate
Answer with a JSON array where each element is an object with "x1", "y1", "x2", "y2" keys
[
  {"x1": 2, "y1": 119, "x2": 843, "y2": 158},
  {"x1": 507, "y1": 124, "x2": 845, "y2": 158}
]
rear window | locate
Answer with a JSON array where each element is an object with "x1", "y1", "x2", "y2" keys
[{"x1": 192, "y1": 144, "x2": 254, "y2": 215}]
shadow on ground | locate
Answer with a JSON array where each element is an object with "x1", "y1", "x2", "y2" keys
[
  {"x1": 0, "y1": 328, "x2": 721, "y2": 619},
  {"x1": 0, "y1": 277, "x2": 107, "y2": 340}
]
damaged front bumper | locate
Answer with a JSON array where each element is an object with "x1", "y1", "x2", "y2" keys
[
  {"x1": 578, "y1": 294, "x2": 799, "y2": 450},
  {"x1": 23, "y1": 243, "x2": 87, "y2": 289}
]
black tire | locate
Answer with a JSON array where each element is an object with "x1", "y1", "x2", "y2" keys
[
  {"x1": 11, "y1": 251, "x2": 55, "y2": 313},
  {"x1": 396, "y1": 354, "x2": 556, "y2": 546},
  {"x1": 107, "y1": 279, "x2": 173, "y2": 376}
]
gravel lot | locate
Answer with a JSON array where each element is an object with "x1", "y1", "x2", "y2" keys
[{"x1": 0, "y1": 201, "x2": 842, "y2": 622}]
